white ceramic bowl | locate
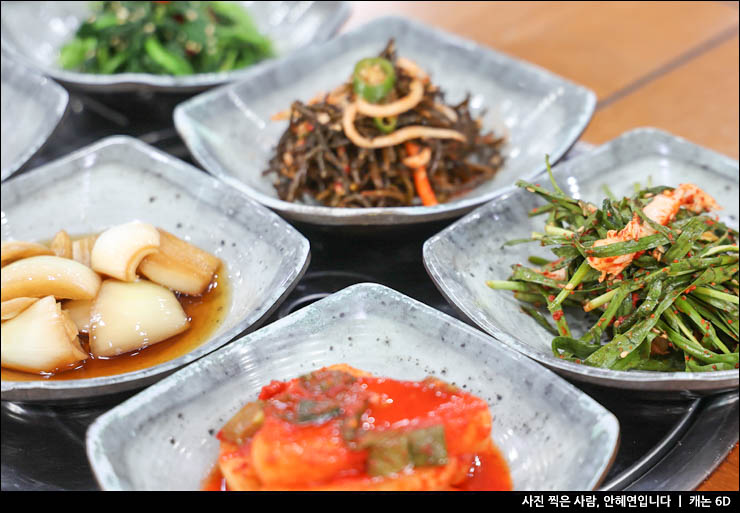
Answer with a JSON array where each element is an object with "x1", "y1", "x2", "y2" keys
[
  {"x1": 86, "y1": 283, "x2": 619, "y2": 491},
  {"x1": 1, "y1": 53, "x2": 68, "y2": 181},
  {"x1": 0, "y1": 1, "x2": 351, "y2": 93},
  {"x1": 424, "y1": 128, "x2": 739, "y2": 393},
  {"x1": 175, "y1": 16, "x2": 596, "y2": 226},
  {"x1": 1, "y1": 136, "x2": 310, "y2": 401}
]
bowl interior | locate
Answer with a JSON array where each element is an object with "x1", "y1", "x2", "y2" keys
[
  {"x1": 1, "y1": 55, "x2": 68, "y2": 179},
  {"x1": 424, "y1": 128, "x2": 739, "y2": 391},
  {"x1": 87, "y1": 283, "x2": 618, "y2": 491},
  {"x1": 1, "y1": 136, "x2": 309, "y2": 399},
  {"x1": 175, "y1": 16, "x2": 594, "y2": 223}
]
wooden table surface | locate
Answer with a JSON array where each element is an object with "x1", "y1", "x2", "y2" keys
[{"x1": 343, "y1": 0, "x2": 739, "y2": 491}]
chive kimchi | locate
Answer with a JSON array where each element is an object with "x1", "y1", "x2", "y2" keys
[{"x1": 487, "y1": 161, "x2": 739, "y2": 372}]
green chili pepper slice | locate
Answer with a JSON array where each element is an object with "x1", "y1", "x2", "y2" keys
[
  {"x1": 373, "y1": 116, "x2": 398, "y2": 133},
  {"x1": 353, "y1": 57, "x2": 396, "y2": 103}
]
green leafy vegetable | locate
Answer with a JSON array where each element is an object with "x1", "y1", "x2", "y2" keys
[
  {"x1": 59, "y1": 1, "x2": 273, "y2": 75},
  {"x1": 487, "y1": 171, "x2": 739, "y2": 373}
]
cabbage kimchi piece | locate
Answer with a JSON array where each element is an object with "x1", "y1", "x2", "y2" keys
[{"x1": 211, "y1": 364, "x2": 512, "y2": 491}]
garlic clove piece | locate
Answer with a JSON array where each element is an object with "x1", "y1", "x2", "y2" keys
[
  {"x1": 1, "y1": 296, "x2": 88, "y2": 374},
  {"x1": 89, "y1": 279, "x2": 190, "y2": 357},
  {"x1": 91, "y1": 221, "x2": 160, "y2": 281},
  {"x1": 1, "y1": 255, "x2": 102, "y2": 302},
  {"x1": 1, "y1": 241, "x2": 53, "y2": 267},
  {"x1": 138, "y1": 229, "x2": 221, "y2": 295},
  {"x1": 1, "y1": 297, "x2": 40, "y2": 321},
  {"x1": 62, "y1": 298, "x2": 93, "y2": 334},
  {"x1": 72, "y1": 235, "x2": 97, "y2": 268},
  {"x1": 50, "y1": 230, "x2": 73, "y2": 259}
]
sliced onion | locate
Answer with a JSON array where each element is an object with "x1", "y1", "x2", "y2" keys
[
  {"x1": 1, "y1": 297, "x2": 39, "y2": 321},
  {"x1": 1, "y1": 296, "x2": 87, "y2": 374},
  {"x1": 91, "y1": 221, "x2": 160, "y2": 281},
  {"x1": 138, "y1": 229, "x2": 221, "y2": 295},
  {"x1": 1, "y1": 255, "x2": 102, "y2": 302},
  {"x1": 89, "y1": 279, "x2": 190, "y2": 357},
  {"x1": 1, "y1": 241, "x2": 53, "y2": 267}
]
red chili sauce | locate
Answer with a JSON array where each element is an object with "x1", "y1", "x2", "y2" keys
[{"x1": 204, "y1": 366, "x2": 513, "y2": 491}]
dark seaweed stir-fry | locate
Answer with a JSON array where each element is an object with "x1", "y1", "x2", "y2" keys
[{"x1": 264, "y1": 40, "x2": 506, "y2": 208}]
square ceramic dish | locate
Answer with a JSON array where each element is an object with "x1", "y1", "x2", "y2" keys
[
  {"x1": 424, "y1": 128, "x2": 739, "y2": 393},
  {"x1": 174, "y1": 15, "x2": 595, "y2": 226},
  {"x1": 86, "y1": 283, "x2": 619, "y2": 491},
  {"x1": 0, "y1": 1, "x2": 351, "y2": 93},
  {"x1": 1, "y1": 53, "x2": 68, "y2": 181},
  {"x1": 1, "y1": 136, "x2": 310, "y2": 401}
]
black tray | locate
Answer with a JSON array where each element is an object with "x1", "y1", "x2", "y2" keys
[{"x1": 2, "y1": 92, "x2": 737, "y2": 491}]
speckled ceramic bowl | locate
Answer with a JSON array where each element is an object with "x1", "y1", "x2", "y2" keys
[
  {"x1": 1, "y1": 136, "x2": 310, "y2": 402},
  {"x1": 1, "y1": 53, "x2": 68, "y2": 181},
  {"x1": 424, "y1": 128, "x2": 739, "y2": 393},
  {"x1": 174, "y1": 15, "x2": 595, "y2": 226},
  {"x1": 86, "y1": 283, "x2": 619, "y2": 491},
  {"x1": 0, "y1": 1, "x2": 351, "y2": 93}
]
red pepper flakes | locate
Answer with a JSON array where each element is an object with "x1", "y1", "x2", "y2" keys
[
  {"x1": 712, "y1": 365, "x2": 717, "y2": 370},
  {"x1": 547, "y1": 295, "x2": 555, "y2": 302},
  {"x1": 673, "y1": 259, "x2": 679, "y2": 264},
  {"x1": 560, "y1": 326, "x2": 568, "y2": 335},
  {"x1": 552, "y1": 310, "x2": 564, "y2": 321}
]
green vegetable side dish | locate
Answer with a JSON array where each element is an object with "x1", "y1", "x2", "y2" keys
[
  {"x1": 487, "y1": 158, "x2": 739, "y2": 373},
  {"x1": 59, "y1": 1, "x2": 273, "y2": 76}
]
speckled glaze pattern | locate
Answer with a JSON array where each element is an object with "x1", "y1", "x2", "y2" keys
[
  {"x1": 1, "y1": 53, "x2": 68, "y2": 181},
  {"x1": 86, "y1": 283, "x2": 620, "y2": 491},
  {"x1": 0, "y1": 136, "x2": 310, "y2": 401},
  {"x1": 174, "y1": 16, "x2": 595, "y2": 226},
  {"x1": 0, "y1": 1, "x2": 351, "y2": 93},
  {"x1": 424, "y1": 128, "x2": 739, "y2": 392}
]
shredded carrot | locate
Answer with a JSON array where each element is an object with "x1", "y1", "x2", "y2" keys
[{"x1": 406, "y1": 142, "x2": 438, "y2": 206}]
